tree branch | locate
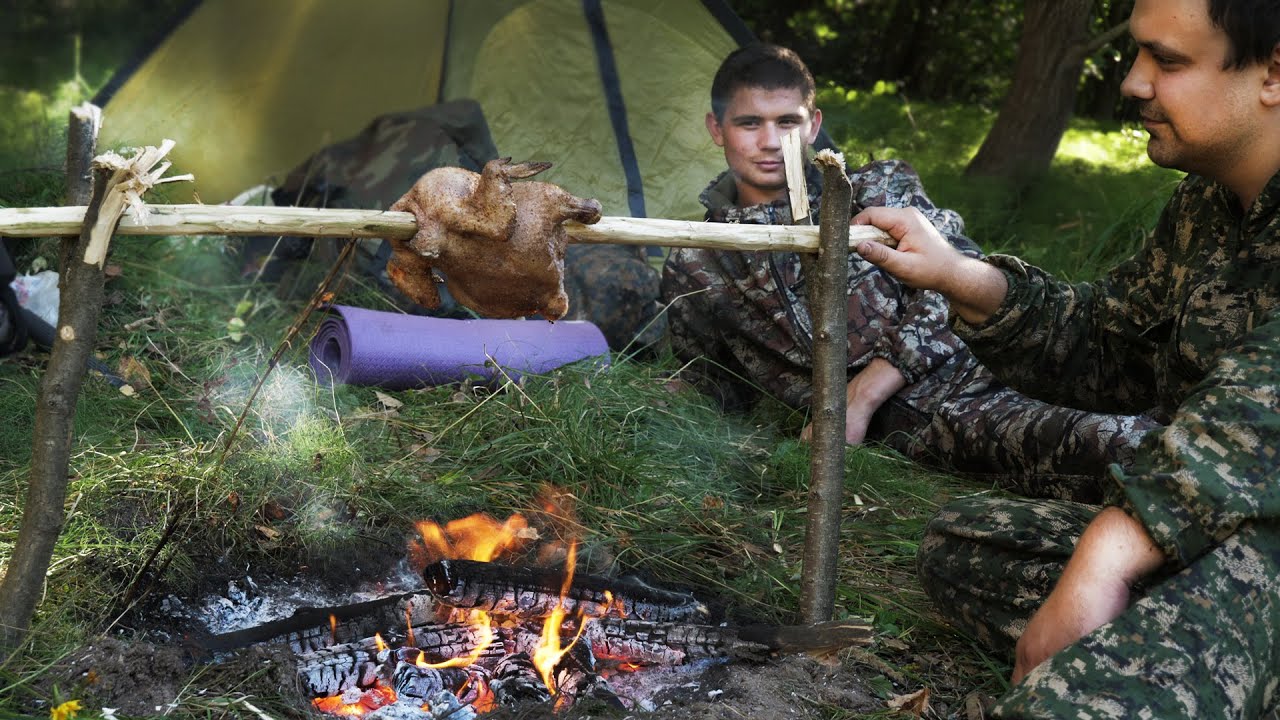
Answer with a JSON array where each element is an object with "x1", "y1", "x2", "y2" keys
[{"x1": 1070, "y1": 19, "x2": 1130, "y2": 64}]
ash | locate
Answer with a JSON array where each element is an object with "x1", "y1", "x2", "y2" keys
[{"x1": 605, "y1": 658, "x2": 725, "y2": 712}]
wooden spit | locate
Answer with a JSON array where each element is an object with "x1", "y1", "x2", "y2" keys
[{"x1": 0, "y1": 204, "x2": 893, "y2": 252}]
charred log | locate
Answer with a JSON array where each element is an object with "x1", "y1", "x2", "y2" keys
[
  {"x1": 424, "y1": 559, "x2": 707, "y2": 622},
  {"x1": 201, "y1": 591, "x2": 438, "y2": 654},
  {"x1": 295, "y1": 615, "x2": 872, "y2": 698},
  {"x1": 585, "y1": 616, "x2": 771, "y2": 666},
  {"x1": 297, "y1": 645, "x2": 381, "y2": 697},
  {"x1": 388, "y1": 659, "x2": 472, "y2": 702},
  {"x1": 552, "y1": 636, "x2": 623, "y2": 710},
  {"x1": 489, "y1": 652, "x2": 551, "y2": 706},
  {"x1": 737, "y1": 618, "x2": 874, "y2": 655},
  {"x1": 298, "y1": 622, "x2": 498, "y2": 697}
]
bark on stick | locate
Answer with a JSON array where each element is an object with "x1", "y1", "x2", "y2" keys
[{"x1": 799, "y1": 150, "x2": 852, "y2": 624}]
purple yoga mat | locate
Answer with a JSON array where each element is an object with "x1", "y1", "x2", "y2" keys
[{"x1": 309, "y1": 305, "x2": 610, "y2": 389}]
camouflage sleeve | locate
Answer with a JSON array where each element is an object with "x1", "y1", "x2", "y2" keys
[
  {"x1": 849, "y1": 160, "x2": 982, "y2": 383},
  {"x1": 1106, "y1": 315, "x2": 1280, "y2": 570},
  {"x1": 950, "y1": 205, "x2": 1177, "y2": 413}
]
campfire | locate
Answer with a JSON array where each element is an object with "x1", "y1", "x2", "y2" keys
[{"x1": 199, "y1": 505, "x2": 870, "y2": 718}]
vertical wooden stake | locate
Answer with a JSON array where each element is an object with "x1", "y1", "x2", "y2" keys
[
  {"x1": 0, "y1": 103, "x2": 102, "y2": 657},
  {"x1": 799, "y1": 150, "x2": 851, "y2": 623}
]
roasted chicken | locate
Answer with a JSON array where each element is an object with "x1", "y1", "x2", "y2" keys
[{"x1": 387, "y1": 158, "x2": 602, "y2": 319}]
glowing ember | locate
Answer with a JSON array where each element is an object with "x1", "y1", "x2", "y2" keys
[{"x1": 311, "y1": 683, "x2": 396, "y2": 716}]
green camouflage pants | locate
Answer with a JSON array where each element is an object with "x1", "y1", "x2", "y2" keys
[{"x1": 919, "y1": 495, "x2": 1280, "y2": 718}]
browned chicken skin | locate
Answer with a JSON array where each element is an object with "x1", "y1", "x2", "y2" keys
[{"x1": 387, "y1": 158, "x2": 602, "y2": 320}]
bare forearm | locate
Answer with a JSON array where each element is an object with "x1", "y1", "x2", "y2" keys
[
  {"x1": 942, "y1": 257, "x2": 1009, "y2": 326},
  {"x1": 1012, "y1": 506, "x2": 1166, "y2": 682},
  {"x1": 1067, "y1": 506, "x2": 1165, "y2": 586}
]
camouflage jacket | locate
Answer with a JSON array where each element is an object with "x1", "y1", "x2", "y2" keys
[
  {"x1": 694, "y1": 160, "x2": 981, "y2": 392},
  {"x1": 956, "y1": 170, "x2": 1280, "y2": 569}
]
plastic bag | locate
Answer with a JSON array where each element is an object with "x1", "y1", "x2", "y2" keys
[{"x1": 10, "y1": 270, "x2": 60, "y2": 327}]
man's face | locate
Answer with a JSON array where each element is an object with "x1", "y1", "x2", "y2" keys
[
  {"x1": 1122, "y1": 0, "x2": 1271, "y2": 178},
  {"x1": 706, "y1": 86, "x2": 822, "y2": 207}
]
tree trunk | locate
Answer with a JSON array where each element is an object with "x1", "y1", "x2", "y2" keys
[
  {"x1": 964, "y1": 0, "x2": 1097, "y2": 185},
  {"x1": 0, "y1": 104, "x2": 102, "y2": 658},
  {"x1": 1086, "y1": 0, "x2": 1136, "y2": 120},
  {"x1": 875, "y1": 0, "x2": 922, "y2": 83}
]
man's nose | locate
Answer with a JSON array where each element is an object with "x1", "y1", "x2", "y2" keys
[
  {"x1": 760, "y1": 123, "x2": 782, "y2": 149},
  {"x1": 1120, "y1": 55, "x2": 1153, "y2": 100}
]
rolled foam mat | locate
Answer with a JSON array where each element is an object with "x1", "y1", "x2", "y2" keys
[{"x1": 309, "y1": 305, "x2": 609, "y2": 389}]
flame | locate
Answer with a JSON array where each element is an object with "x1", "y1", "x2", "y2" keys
[
  {"x1": 373, "y1": 634, "x2": 388, "y2": 653},
  {"x1": 531, "y1": 541, "x2": 589, "y2": 695},
  {"x1": 329, "y1": 614, "x2": 338, "y2": 644},
  {"x1": 412, "y1": 513, "x2": 532, "y2": 566},
  {"x1": 311, "y1": 684, "x2": 396, "y2": 717}
]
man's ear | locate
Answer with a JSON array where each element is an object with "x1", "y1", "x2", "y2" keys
[
  {"x1": 1263, "y1": 43, "x2": 1280, "y2": 107},
  {"x1": 706, "y1": 111, "x2": 725, "y2": 146},
  {"x1": 805, "y1": 108, "x2": 824, "y2": 144}
]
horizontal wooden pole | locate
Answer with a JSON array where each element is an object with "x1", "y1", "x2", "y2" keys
[{"x1": 0, "y1": 204, "x2": 891, "y2": 251}]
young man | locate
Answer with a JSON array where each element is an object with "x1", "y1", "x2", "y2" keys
[
  {"x1": 662, "y1": 44, "x2": 1157, "y2": 499},
  {"x1": 855, "y1": 0, "x2": 1280, "y2": 715}
]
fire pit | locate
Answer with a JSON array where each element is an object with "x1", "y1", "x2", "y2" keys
[{"x1": 194, "y1": 512, "x2": 871, "y2": 718}]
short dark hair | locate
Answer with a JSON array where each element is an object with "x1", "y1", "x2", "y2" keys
[
  {"x1": 1209, "y1": 0, "x2": 1280, "y2": 69},
  {"x1": 710, "y1": 44, "x2": 816, "y2": 122}
]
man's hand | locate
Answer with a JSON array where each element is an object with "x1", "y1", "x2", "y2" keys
[
  {"x1": 1011, "y1": 507, "x2": 1165, "y2": 684},
  {"x1": 800, "y1": 358, "x2": 906, "y2": 445},
  {"x1": 852, "y1": 207, "x2": 1009, "y2": 325}
]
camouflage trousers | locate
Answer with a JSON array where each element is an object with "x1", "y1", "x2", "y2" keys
[{"x1": 920, "y1": 496, "x2": 1280, "y2": 718}]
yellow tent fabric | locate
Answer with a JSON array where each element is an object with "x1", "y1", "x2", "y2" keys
[{"x1": 98, "y1": 0, "x2": 748, "y2": 220}]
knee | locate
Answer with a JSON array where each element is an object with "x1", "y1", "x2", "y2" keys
[{"x1": 916, "y1": 512, "x2": 956, "y2": 606}]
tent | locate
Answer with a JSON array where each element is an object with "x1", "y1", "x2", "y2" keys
[{"x1": 93, "y1": 0, "x2": 771, "y2": 222}]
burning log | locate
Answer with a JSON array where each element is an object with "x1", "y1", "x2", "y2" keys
[
  {"x1": 298, "y1": 623, "x2": 500, "y2": 697},
  {"x1": 489, "y1": 653, "x2": 551, "y2": 706},
  {"x1": 550, "y1": 636, "x2": 624, "y2": 710},
  {"x1": 298, "y1": 645, "x2": 382, "y2": 697},
  {"x1": 296, "y1": 612, "x2": 873, "y2": 697},
  {"x1": 388, "y1": 656, "x2": 473, "y2": 702},
  {"x1": 424, "y1": 559, "x2": 707, "y2": 623}
]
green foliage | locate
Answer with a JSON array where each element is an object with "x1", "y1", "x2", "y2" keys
[
  {"x1": 818, "y1": 84, "x2": 1182, "y2": 279},
  {"x1": 731, "y1": 0, "x2": 1138, "y2": 122}
]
